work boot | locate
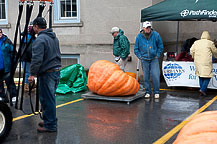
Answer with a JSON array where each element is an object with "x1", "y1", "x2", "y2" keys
[
  {"x1": 38, "y1": 122, "x2": 44, "y2": 127},
  {"x1": 24, "y1": 83, "x2": 29, "y2": 92},
  {"x1": 37, "y1": 127, "x2": 57, "y2": 133},
  {"x1": 199, "y1": 90, "x2": 206, "y2": 96}
]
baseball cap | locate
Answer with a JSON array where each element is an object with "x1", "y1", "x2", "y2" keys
[
  {"x1": 110, "y1": 27, "x2": 120, "y2": 34},
  {"x1": 143, "y1": 21, "x2": 152, "y2": 28},
  {"x1": 32, "y1": 17, "x2": 47, "y2": 26}
]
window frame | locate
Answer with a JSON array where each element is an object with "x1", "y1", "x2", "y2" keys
[
  {"x1": 0, "y1": 0, "x2": 8, "y2": 25},
  {"x1": 53, "y1": 0, "x2": 80, "y2": 24}
]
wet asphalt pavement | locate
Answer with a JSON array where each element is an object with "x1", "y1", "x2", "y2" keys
[{"x1": 2, "y1": 83, "x2": 217, "y2": 144}]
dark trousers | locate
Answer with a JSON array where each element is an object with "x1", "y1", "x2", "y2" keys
[
  {"x1": 199, "y1": 77, "x2": 211, "y2": 92},
  {"x1": 38, "y1": 71, "x2": 60, "y2": 131},
  {"x1": 0, "y1": 72, "x2": 17, "y2": 99}
]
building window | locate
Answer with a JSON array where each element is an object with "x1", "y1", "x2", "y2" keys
[
  {"x1": 0, "y1": 0, "x2": 7, "y2": 24},
  {"x1": 0, "y1": 0, "x2": 6, "y2": 19},
  {"x1": 54, "y1": 0, "x2": 80, "y2": 24},
  {"x1": 61, "y1": 54, "x2": 80, "y2": 68},
  {"x1": 0, "y1": 0, "x2": 8, "y2": 25},
  {"x1": 60, "y1": 0, "x2": 77, "y2": 18}
]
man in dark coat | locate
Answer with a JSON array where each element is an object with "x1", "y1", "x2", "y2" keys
[{"x1": 28, "y1": 17, "x2": 61, "y2": 132}]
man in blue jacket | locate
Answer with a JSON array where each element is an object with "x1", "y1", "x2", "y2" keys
[
  {"x1": 134, "y1": 21, "x2": 164, "y2": 99},
  {"x1": 0, "y1": 28, "x2": 17, "y2": 103},
  {"x1": 28, "y1": 17, "x2": 61, "y2": 133}
]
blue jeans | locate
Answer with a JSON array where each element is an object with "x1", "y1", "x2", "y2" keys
[
  {"x1": 141, "y1": 58, "x2": 160, "y2": 95},
  {"x1": 0, "y1": 72, "x2": 17, "y2": 99},
  {"x1": 38, "y1": 71, "x2": 60, "y2": 131},
  {"x1": 199, "y1": 77, "x2": 211, "y2": 92},
  {"x1": 22, "y1": 61, "x2": 30, "y2": 84}
]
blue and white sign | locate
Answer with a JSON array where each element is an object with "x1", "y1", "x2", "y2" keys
[
  {"x1": 162, "y1": 61, "x2": 217, "y2": 89},
  {"x1": 163, "y1": 63, "x2": 184, "y2": 80}
]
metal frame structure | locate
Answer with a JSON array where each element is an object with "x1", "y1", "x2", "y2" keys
[
  {"x1": 20, "y1": 0, "x2": 53, "y2": 2},
  {"x1": 19, "y1": 0, "x2": 54, "y2": 28},
  {"x1": 0, "y1": 2, "x2": 55, "y2": 141},
  {"x1": 8, "y1": 0, "x2": 54, "y2": 110},
  {"x1": 82, "y1": 90, "x2": 145, "y2": 105}
]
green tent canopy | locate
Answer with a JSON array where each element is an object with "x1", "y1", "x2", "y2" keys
[{"x1": 141, "y1": 0, "x2": 217, "y2": 22}]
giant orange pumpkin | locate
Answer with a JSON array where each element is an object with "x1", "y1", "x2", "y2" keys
[
  {"x1": 173, "y1": 111, "x2": 217, "y2": 144},
  {"x1": 125, "y1": 72, "x2": 140, "y2": 82},
  {"x1": 87, "y1": 60, "x2": 140, "y2": 96}
]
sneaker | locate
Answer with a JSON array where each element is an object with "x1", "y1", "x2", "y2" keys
[
  {"x1": 144, "y1": 93, "x2": 150, "y2": 98},
  {"x1": 12, "y1": 97, "x2": 17, "y2": 103},
  {"x1": 0, "y1": 96, "x2": 9, "y2": 103},
  {"x1": 154, "y1": 94, "x2": 160, "y2": 99}
]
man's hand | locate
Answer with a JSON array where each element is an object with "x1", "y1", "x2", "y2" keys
[{"x1": 28, "y1": 76, "x2": 35, "y2": 83}]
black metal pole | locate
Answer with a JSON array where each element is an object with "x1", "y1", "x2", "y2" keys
[
  {"x1": 37, "y1": 2, "x2": 45, "y2": 17},
  {"x1": 49, "y1": 2, "x2": 53, "y2": 28},
  {"x1": 176, "y1": 21, "x2": 180, "y2": 54},
  {"x1": 18, "y1": 1, "x2": 34, "y2": 110},
  {"x1": 11, "y1": 1, "x2": 24, "y2": 107}
]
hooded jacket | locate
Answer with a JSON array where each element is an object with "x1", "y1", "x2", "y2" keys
[
  {"x1": 0, "y1": 35, "x2": 14, "y2": 72},
  {"x1": 190, "y1": 31, "x2": 217, "y2": 77},
  {"x1": 134, "y1": 30, "x2": 164, "y2": 60},
  {"x1": 30, "y1": 29, "x2": 61, "y2": 76},
  {"x1": 113, "y1": 29, "x2": 130, "y2": 60}
]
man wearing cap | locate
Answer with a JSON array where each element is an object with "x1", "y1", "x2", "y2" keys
[
  {"x1": 110, "y1": 27, "x2": 130, "y2": 71},
  {"x1": 134, "y1": 21, "x2": 164, "y2": 99},
  {"x1": 28, "y1": 17, "x2": 61, "y2": 132}
]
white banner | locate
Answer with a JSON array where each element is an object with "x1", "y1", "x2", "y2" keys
[{"x1": 162, "y1": 61, "x2": 217, "y2": 89}]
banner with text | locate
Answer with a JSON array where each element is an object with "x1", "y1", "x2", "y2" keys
[{"x1": 162, "y1": 61, "x2": 217, "y2": 89}]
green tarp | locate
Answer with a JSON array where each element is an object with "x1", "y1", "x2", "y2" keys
[
  {"x1": 56, "y1": 64, "x2": 87, "y2": 94},
  {"x1": 141, "y1": 0, "x2": 217, "y2": 22}
]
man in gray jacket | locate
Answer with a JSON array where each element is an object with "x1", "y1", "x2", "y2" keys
[{"x1": 28, "y1": 17, "x2": 61, "y2": 132}]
